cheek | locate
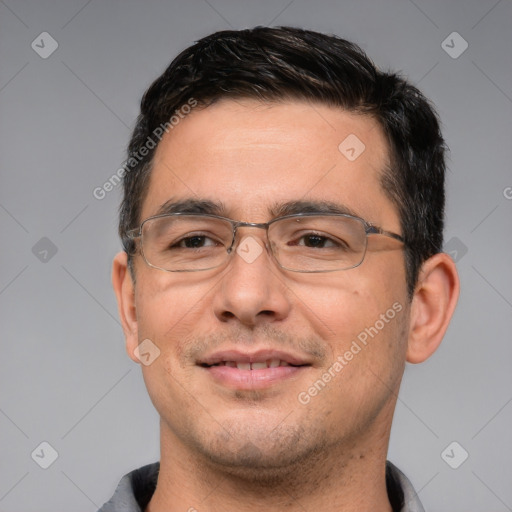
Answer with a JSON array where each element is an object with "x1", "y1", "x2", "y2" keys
[
  {"x1": 135, "y1": 277, "x2": 206, "y2": 413},
  {"x1": 300, "y1": 260, "x2": 408, "y2": 383},
  {"x1": 315, "y1": 299, "x2": 408, "y2": 426},
  {"x1": 297, "y1": 268, "x2": 400, "y2": 343},
  {"x1": 134, "y1": 272, "x2": 214, "y2": 356}
]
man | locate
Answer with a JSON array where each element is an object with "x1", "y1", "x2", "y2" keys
[{"x1": 102, "y1": 26, "x2": 459, "y2": 511}]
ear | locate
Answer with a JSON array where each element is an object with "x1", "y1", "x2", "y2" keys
[
  {"x1": 112, "y1": 251, "x2": 140, "y2": 363},
  {"x1": 406, "y1": 252, "x2": 460, "y2": 363}
]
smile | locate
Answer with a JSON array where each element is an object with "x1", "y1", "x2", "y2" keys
[
  {"x1": 197, "y1": 349, "x2": 311, "y2": 390},
  {"x1": 203, "y1": 359, "x2": 299, "y2": 370}
]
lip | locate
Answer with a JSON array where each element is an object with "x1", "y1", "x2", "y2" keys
[
  {"x1": 197, "y1": 349, "x2": 312, "y2": 390},
  {"x1": 198, "y1": 349, "x2": 311, "y2": 367}
]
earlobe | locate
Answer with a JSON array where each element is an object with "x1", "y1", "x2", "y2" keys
[
  {"x1": 406, "y1": 252, "x2": 460, "y2": 364},
  {"x1": 112, "y1": 251, "x2": 140, "y2": 363}
]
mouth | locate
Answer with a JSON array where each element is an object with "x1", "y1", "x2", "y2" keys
[
  {"x1": 197, "y1": 350, "x2": 312, "y2": 390},
  {"x1": 201, "y1": 359, "x2": 299, "y2": 370}
]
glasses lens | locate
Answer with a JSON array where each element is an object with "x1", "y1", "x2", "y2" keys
[
  {"x1": 270, "y1": 215, "x2": 367, "y2": 271},
  {"x1": 141, "y1": 215, "x2": 233, "y2": 271}
]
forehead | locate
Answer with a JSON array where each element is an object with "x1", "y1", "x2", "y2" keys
[{"x1": 142, "y1": 98, "x2": 397, "y2": 227}]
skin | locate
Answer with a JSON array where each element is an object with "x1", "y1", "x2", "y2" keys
[{"x1": 113, "y1": 98, "x2": 459, "y2": 511}]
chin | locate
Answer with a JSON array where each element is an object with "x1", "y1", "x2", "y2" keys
[{"x1": 193, "y1": 419, "x2": 330, "y2": 477}]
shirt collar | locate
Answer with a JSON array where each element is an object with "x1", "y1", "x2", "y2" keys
[{"x1": 98, "y1": 460, "x2": 424, "y2": 512}]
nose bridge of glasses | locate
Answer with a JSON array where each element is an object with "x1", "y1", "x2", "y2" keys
[{"x1": 229, "y1": 220, "x2": 271, "y2": 252}]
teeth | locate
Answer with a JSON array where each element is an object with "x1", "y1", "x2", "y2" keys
[{"x1": 218, "y1": 359, "x2": 291, "y2": 370}]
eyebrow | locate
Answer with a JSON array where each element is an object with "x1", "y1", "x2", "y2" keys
[
  {"x1": 154, "y1": 197, "x2": 362, "y2": 220},
  {"x1": 269, "y1": 199, "x2": 360, "y2": 219},
  {"x1": 155, "y1": 198, "x2": 228, "y2": 216}
]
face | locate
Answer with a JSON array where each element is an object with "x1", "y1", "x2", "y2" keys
[{"x1": 124, "y1": 99, "x2": 410, "y2": 474}]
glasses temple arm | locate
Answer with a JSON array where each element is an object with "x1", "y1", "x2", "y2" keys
[{"x1": 367, "y1": 226, "x2": 405, "y2": 244}]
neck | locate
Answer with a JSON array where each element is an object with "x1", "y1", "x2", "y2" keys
[{"x1": 146, "y1": 420, "x2": 393, "y2": 512}]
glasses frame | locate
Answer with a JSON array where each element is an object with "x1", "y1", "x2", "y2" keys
[{"x1": 125, "y1": 212, "x2": 405, "y2": 273}]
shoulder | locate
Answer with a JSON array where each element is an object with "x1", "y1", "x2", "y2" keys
[
  {"x1": 386, "y1": 461, "x2": 425, "y2": 512},
  {"x1": 97, "y1": 462, "x2": 160, "y2": 512}
]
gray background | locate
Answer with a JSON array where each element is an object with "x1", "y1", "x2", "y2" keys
[{"x1": 1, "y1": 0, "x2": 511, "y2": 510}]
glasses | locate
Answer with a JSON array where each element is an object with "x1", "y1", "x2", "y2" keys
[{"x1": 126, "y1": 212, "x2": 405, "y2": 273}]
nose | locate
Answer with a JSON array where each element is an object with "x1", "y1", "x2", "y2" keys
[{"x1": 212, "y1": 232, "x2": 292, "y2": 327}]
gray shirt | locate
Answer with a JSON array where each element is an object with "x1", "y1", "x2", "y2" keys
[{"x1": 98, "y1": 460, "x2": 424, "y2": 512}]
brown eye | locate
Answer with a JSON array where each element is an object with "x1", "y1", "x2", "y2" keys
[{"x1": 171, "y1": 235, "x2": 219, "y2": 249}]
